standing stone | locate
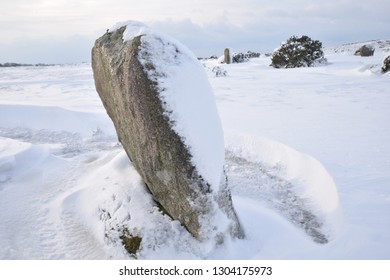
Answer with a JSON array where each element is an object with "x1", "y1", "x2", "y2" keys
[
  {"x1": 91, "y1": 21, "x2": 243, "y2": 241},
  {"x1": 224, "y1": 48, "x2": 231, "y2": 64},
  {"x1": 354, "y1": 44, "x2": 375, "y2": 57}
]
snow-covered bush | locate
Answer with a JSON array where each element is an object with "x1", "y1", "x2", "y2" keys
[
  {"x1": 212, "y1": 66, "x2": 227, "y2": 77},
  {"x1": 271, "y1": 35, "x2": 326, "y2": 68},
  {"x1": 232, "y1": 51, "x2": 261, "y2": 63},
  {"x1": 381, "y1": 55, "x2": 390, "y2": 73}
]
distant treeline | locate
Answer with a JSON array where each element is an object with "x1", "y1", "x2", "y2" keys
[{"x1": 0, "y1": 62, "x2": 55, "y2": 67}]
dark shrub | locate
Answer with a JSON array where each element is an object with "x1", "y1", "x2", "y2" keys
[
  {"x1": 271, "y1": 35, "x2": 326, "y2": 68},
  {"x1": 232, "y1": 51, "x2": 261, "y2": 63},
  {"x1": 382, "y1": 55, "x2": 390, "y2": 73}
]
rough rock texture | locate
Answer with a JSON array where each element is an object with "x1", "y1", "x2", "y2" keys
[
  {"x1": 381, "y1": 55, "x2": 390, "y2": 73},
  {"x1": 91, "y1": 23, "x2": 243, "y2": 241},
  {"x1": 354, "y1": 44, "x2": 375, "y2": 56}
]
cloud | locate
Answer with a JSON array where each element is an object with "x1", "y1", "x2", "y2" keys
[
  {"x1": 149, "y1": 19, "x2": 252, "y2": 57},
  {"x1": 1, "y1": 0, "x2": 389, "y2": 63}
]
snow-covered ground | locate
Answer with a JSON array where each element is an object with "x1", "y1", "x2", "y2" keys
[{"x1": 0, "y1": 44, "x2": 389, "y2": 259}]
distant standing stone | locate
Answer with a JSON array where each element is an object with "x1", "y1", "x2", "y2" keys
[
  {"x1": 354, "y1": 45, "x2": 375, "y2": 56},
  {"x1": 224, "y1": 48, "x2": 231, "y2": 64}
]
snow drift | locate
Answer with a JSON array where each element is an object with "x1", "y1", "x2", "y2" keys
[{"x1": 225, "y1": 131, "x2": 344, "y2": 241}]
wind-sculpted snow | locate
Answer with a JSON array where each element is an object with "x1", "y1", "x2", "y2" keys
[
  {"x1": 0, "y1": 136, "x2": 114, "y2": 259},
  {"x1": 225, "y1": 132, "x2": 344, "y2": 243}
]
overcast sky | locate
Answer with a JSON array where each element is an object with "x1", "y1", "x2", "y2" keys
[{"x1": 1, "y1": 0, "x2": 389, "y2": 63}]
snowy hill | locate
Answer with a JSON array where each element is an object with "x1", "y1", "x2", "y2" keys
[
  {"x1": 0, "y1": 44, "x2": 389, "y2": 259},
  {"x1": 325, "y1": 39, "x2": 390, "y2": 55}
]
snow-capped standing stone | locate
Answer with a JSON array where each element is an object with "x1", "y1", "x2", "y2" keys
[{"x1": 91, "y1": 21, "x2": 243, "y2": 241}]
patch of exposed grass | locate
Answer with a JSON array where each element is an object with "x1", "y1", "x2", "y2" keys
[{"x1": 120, "y1": 229, "x2": 142, "y2": 255}]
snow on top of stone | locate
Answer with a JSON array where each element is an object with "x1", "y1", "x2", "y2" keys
[
  {"x1": 109, "y1": 21, "x2": 225, "y2": 192},
  {"x1": 109, "y1": 20, "x2": 150, "y2": 41}
]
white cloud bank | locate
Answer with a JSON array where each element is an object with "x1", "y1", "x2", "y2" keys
[{"x1": 1, "y1": 0, "x2": 389, "y2": 63}]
